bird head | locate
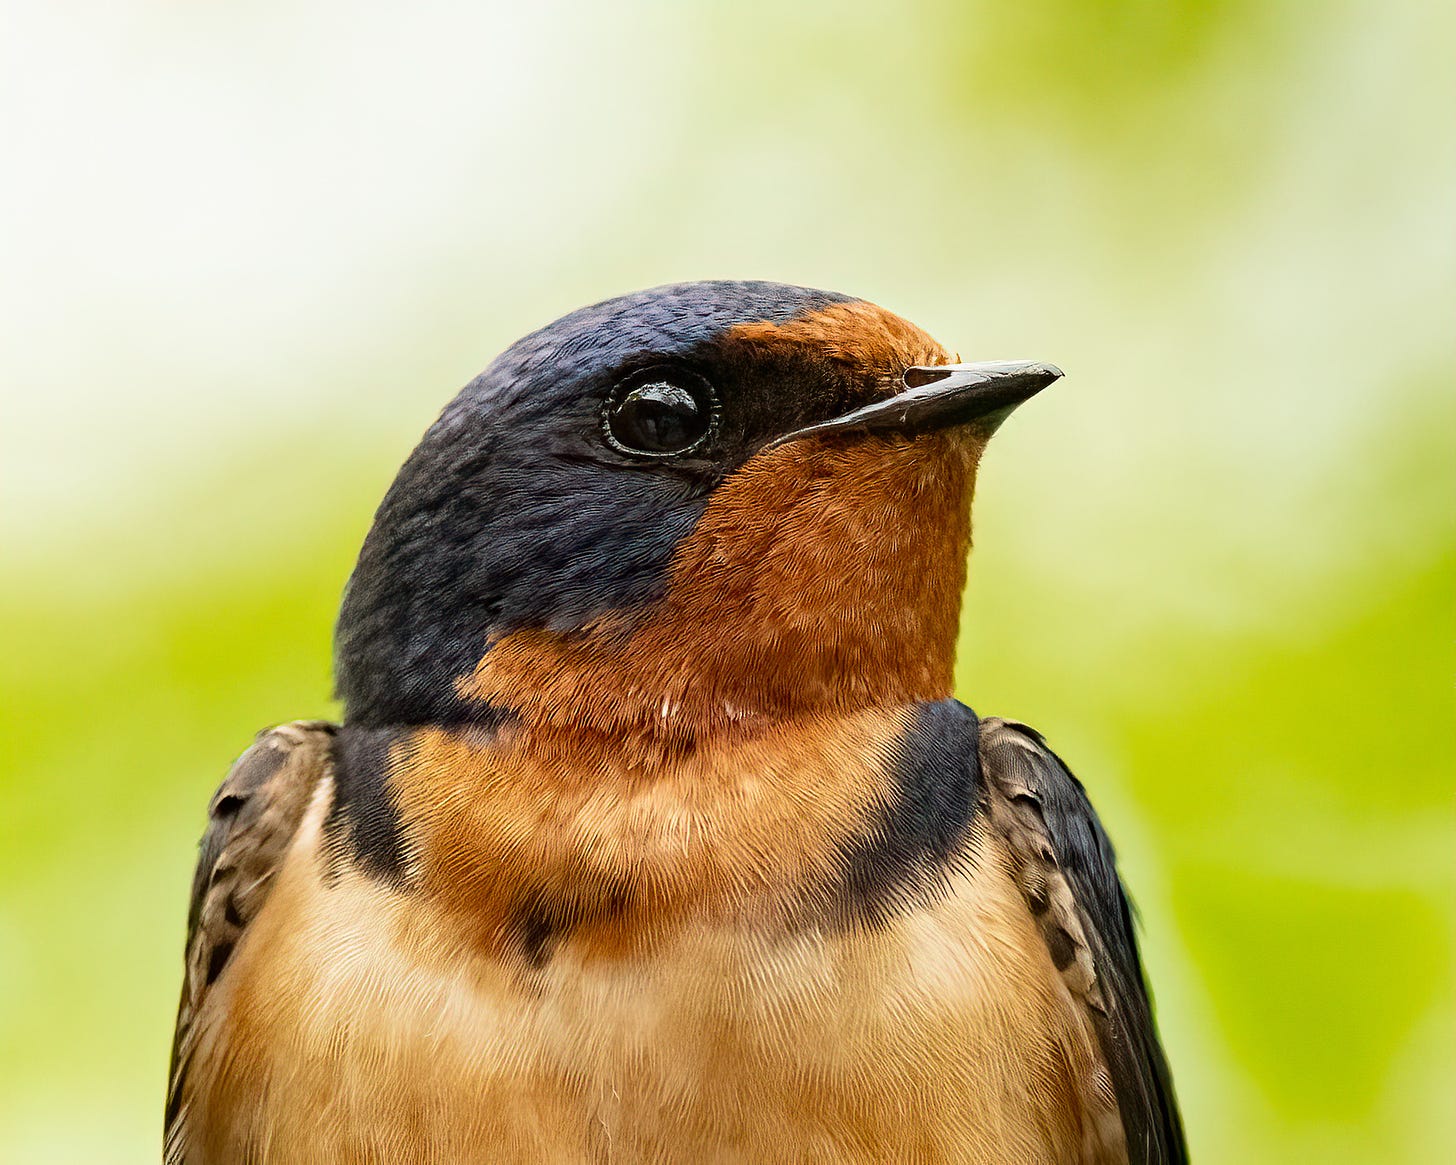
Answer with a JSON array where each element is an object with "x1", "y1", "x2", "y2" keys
[{"x1": 335, "y1": 280, "x2": 1059, "y2": 740}]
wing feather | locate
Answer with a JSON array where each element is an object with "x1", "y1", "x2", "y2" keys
[
  {"x1": 979, "y1": 717, "x2": 1187, "y2": 1165},
  {"x1": 164, "y1": 720, "x2": 336, "y2": 1162}
]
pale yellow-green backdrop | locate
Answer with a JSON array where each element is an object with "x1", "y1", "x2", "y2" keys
[{"x1": 2, "y1": 2, "x2": 1451, "y2": 1162}]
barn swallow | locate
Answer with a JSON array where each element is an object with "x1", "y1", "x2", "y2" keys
[{"x1": 167, "y1": 280, "x2": 1185, "y2": 1164}]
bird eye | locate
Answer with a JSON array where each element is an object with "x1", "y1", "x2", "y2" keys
[{"x1": 603, "y1": 371, "x2": 715, "y2": 458}]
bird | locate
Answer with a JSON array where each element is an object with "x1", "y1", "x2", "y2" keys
[{"x1": 166, "y1": 280, "x2": 1185, "y2": 1164}]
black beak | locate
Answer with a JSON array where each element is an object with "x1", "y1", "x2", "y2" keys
[{"x1": 765, "y1": 360, "x2": 1063, "y2": 450}]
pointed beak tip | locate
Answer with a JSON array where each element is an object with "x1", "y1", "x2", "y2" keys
[{"x1": 1023, "y1": 362, "x2": 1064, "y2": 389}]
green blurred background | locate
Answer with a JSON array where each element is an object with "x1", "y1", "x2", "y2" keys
[{"x1": 2, "y1": 1, "x2": 1452, "y2": 1161}]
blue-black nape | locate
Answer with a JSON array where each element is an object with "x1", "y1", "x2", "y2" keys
[{"x1": 334, "y1": 280, "x2": 858, "y2": 728}]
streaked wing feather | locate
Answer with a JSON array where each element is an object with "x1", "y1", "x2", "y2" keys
[
  {"x1": 164, "y1": 720, "x2": 336, "y2": 1163},
  {"x1": 979, "y1": 717, "x2": 1187, "y2": 1165}
]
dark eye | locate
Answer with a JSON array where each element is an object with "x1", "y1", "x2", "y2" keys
[{"x1": 604, "y1": 371, "x2": 716, "y2": 457}]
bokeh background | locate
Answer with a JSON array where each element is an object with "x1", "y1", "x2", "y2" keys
[{"x1": 3, "y1": 1, "x2": 1452, "y2": 1161}]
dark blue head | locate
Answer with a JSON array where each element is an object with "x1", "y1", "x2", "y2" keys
[{"x1": 335, "y1": 280, "x2": 1059, "y2": 729}]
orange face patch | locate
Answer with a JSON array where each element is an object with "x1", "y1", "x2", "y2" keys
[
  {"x1": 459, "y1": 433, "x2": 979, "y2": 735},
  {"x1": 456, "y1": 300, "x2": 979, "y2": 738}
]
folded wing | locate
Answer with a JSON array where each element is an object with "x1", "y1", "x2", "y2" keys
[
  {"x1": 978, "y1": 717, "x2": 1187, "y2": 1165},
  {"x1": 164, "y1": 721, "x2": 336, "y2": 1164}
]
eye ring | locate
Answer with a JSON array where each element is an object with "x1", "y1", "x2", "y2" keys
[{"x1": 602, "y1": 366, "x2": 719, "y2": 459}]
